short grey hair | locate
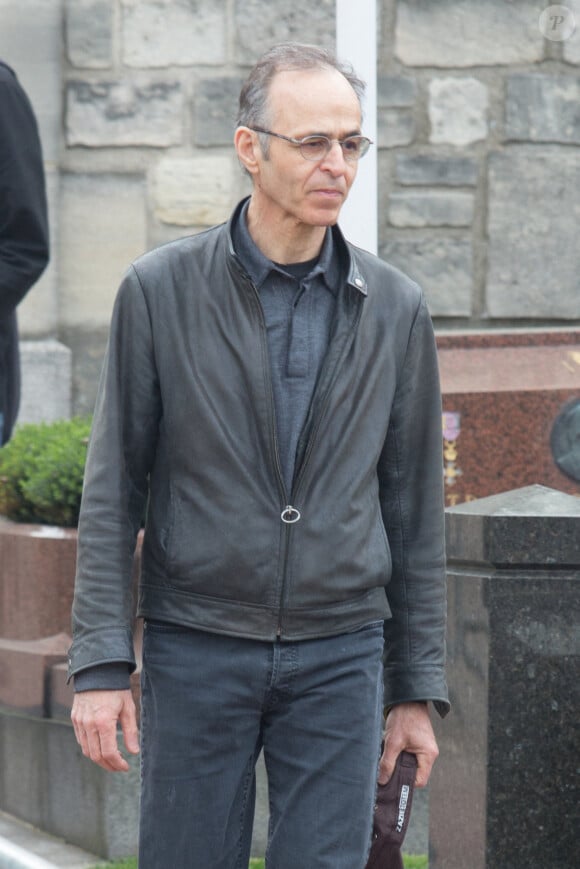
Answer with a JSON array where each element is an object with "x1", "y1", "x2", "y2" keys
[{"x1": 237, "y1": 42, "x2": 366, "y2": 156}]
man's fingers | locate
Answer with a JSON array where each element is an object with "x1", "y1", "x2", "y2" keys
[
  {"x1": 98, "y1": 724, "x2": 130, "y2": 772},
  {"x1": 120, "y1": 701, "x2": 140, "y2": 756},
  {"x1": 414, "y1": 751, "x2": 435, "y2": 788},
  {"x1": 85, "y1": 726, "x2": 103, "y2": 764},
  {"x1": 78, "y1": 722, "x2": 127, "y2": 772},
  {"x1": 378, "y1": 743, "x2": 400, "y2": 785},
  {"x1": 73, "y1": 720, "x2": 89, "y2": 760}
]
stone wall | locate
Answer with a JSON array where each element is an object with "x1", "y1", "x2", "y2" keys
[{"x1": 0, "y1": 0, "x2": 579, "y2": 414}]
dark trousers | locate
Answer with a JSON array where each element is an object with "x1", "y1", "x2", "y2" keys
[{"x1": 139, "y1": 621, "x2": 384, "y2": 868}]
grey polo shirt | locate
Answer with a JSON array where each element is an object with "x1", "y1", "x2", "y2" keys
[{"x1": 232, "y1": 201, "x2": 340, "y2": 495}]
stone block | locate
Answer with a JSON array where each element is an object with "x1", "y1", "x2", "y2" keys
[
  {"x1": 65, "y1": 0, "x2": 113, "y2": 68},
  {"x1": 429, "y1": 78, "x2": 488, "y2": 146},
  {"x1": 146, "y1": 222, "x2": 202, "y2": 250},
  {"x1": 66, "y1": 80, "x2": 184, "y2": 147},
  {"x1": 0, "y1": 0, "x2": 63, "y2": 162},
  {"x1": 486, "y1": 147, "x2": 580, "y2": 318},
  {"x1": 0, "y1": 522, "x2": 78, "y2": 641},
  {"x1": 377, "y1": 74, "x2": 417, "y2": 108},
  {"x1": 437, "y1": 330, "x2": 580, "y2": 506},
  {"x1": 381, "y1": 238, "x2": 472, "y2": 317},
  {"x1": 60, "y1": 173, "x2": 147, "y2": 329},
  {"x1": 377, "y1": 110, "x2": 415, "y2": 148},
  {"x1": 121, "y1": 0, "x2": 226, "y2": 67},
  {"x1": 563, "y1": 28, "x2": 580, "y2": 63},
  {"x1": 506, "y1": 74, "x2": 580, "y2": 144},
  {"x1": 430, "y1": 486, "x2": 580, "y2": 869},
  {"x1": 396, "y1": 154, "x2": 478, "y2": 187},
  {"x1": 376, "y1": 73, "x2": 417, "y2": 151},
  {"x1": 234, "y1": 0, "x2": 335, "y2": 64},
  {"x1": 59, "y1": 326, "x2": 109, "y2": 417},
  {"x1": 0, "y1": 634, "x2": 69, "y2": 715},
  {"x1": 389, "y1": 191, "x2": 474, "y2": 228},
  {"x1": 19, "y1": 340, "x2": 72, "y2": 425},
  {"x1": 193, "y1": 77, "x2": 244, "y2": 147},
  {"x1": 47, "y1": 661, "x2": 75, "y2": 722},
  {"x1": 151, "y1": 155, "x2": 237, "y2": 226},
  {"x1": 395, "y1": 0, "x2": 544, "y2": 67}
]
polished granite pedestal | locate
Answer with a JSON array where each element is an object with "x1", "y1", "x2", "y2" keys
[{"x1": 430, "y1": 486, "x2": 580, "y2": 869}]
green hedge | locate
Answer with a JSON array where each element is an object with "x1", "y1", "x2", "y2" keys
[{"x1": 0, "y1": 417, "x2": 91, "y2": 526}]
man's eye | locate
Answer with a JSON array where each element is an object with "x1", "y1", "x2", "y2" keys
[
  {"x1": 343, "y1": 138, "x2": 361, "y2": 153},
  {"x1": 302, "y1": 137, "x2": 327, "y2": 151}
]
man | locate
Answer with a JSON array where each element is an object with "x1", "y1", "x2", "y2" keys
[
  {"x1": 70, "y1": 43, "x2": 448, "y2": 868},
  {"x1": 0, "y1": 61, "x2": 49, "y2": 444}
]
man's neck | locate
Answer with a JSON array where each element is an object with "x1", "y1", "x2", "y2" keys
[{"x1": 246, "y1": 198, "x2": 328, "y2": 265}]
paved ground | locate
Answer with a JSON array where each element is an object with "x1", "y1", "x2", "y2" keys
[{"x1": 0, "y1": 813, "x2": 99, "y2": 869}]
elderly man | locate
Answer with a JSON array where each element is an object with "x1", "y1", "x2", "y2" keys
[{"x1": 70, "y1": 42, "x2": 448, "y2": 868}]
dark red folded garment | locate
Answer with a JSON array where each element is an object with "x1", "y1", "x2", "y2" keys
[{"x1": 365, "y1": 751, "x2": 417, "y2": 869}]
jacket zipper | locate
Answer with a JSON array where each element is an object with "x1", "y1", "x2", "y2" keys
[
  {"x1": 278, "y1": 298, "x2": 364, "y2": 635},
  {"x1": 243, "y1": 272, "x2": 363, "y2": 639},
  {"x1": 243, "y1": 276, "x2": 295, "y2": 637}
]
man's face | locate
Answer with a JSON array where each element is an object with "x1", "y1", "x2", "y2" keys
[{"x1": 250, "y1": 67, "x2": 362, "y2": 231}]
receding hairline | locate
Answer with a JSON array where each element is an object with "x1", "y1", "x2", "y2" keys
[
  {"x1": 267, "y1": 65, "x2": 362, "y2": 114},
  {"x1": 236, "y1": 42, "x2": 366, "y2": 130}
]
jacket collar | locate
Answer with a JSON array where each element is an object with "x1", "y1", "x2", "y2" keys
[{"x1": 226, "y1": 198, "x2": 368, "y2": 298}]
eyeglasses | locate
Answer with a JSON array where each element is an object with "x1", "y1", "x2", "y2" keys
[{"x1": 249, "y1": 127, "x2": 372, "y2": 162}]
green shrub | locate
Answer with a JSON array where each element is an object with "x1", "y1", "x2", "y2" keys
[{"x1": 0, "y1": 416, "x2": 92, "y2": 526}]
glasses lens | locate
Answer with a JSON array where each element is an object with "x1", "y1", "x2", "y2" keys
[
  {"x1": 299, "y1": 136, "x2": 330, "y2": 161},
  {"x1": 341, "y1": 136, "x2": 370, "y2": 161},
  {"x1": 298, "y1": 135, "x2": 371, "y2": 161}
]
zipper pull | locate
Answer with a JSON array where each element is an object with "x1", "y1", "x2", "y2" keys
[{"x1": 281, "y1": 505, "x2": 301, "y2": 524}]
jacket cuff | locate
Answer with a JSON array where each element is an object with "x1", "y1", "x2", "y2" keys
[
  {"x1": 383, "y1": 664, "x2": 450, "y2": 718},
  {"x1": 74, "y1": 662, "x2": 132, "y2": 693},
  {"x1": 67, "y1": 626, "x2": 136, "y2": 682}
]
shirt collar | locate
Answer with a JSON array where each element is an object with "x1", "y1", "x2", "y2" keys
[{"x1": 232, "y1": 200, "x2": 339, "y2": 296}]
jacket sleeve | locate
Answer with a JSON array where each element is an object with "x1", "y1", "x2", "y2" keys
[
  {"x1": 68, "y1": 266, "x2": 161, "y2": 679},
  {"x1": 0, "y1": 67, "x2": 49, "y2": 317},
  {"x1": 377, "y1": 292, "x2": 449, "y2": 718}
]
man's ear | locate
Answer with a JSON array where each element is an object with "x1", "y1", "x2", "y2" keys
[{"x1": 234, "y1": 127, "x2": 261, "y2": 177}]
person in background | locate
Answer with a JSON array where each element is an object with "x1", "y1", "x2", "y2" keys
[
  {"x1": 0, "y1": 61, "x2": 49, "y2": 445},
  {"x1": 69, "y1": 42, "x2": 449, "y2": 869}
]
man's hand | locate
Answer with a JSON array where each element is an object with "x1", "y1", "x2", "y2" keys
[
  {"x1": 71, "y1": 689, "x2": 140, "y2": 772},
  {"x1": 378, "y1": 701, "x2": 438, "y2": 788}
]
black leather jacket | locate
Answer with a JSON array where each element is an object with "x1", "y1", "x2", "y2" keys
[
  {"x1": 0, "y1": 61, "x2": 49, "y2": 444},
  {"x1": 69, "y1": 202, "x2": 449, "y2": 713}
]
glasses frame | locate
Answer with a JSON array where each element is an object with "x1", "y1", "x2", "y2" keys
[{"x1": 249, "y1": 127, "x2": 373, "y2": 162}]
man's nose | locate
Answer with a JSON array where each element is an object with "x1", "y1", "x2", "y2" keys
[{"x1": 319, "y1": 141, "x2": 347, "y2": 173}]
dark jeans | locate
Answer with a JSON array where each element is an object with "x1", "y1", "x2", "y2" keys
[{"x1": 139, "y1": 621, "x2": 384, "y2": 868}]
